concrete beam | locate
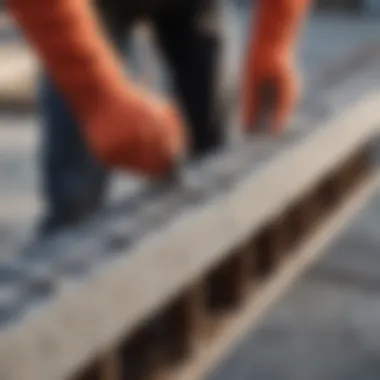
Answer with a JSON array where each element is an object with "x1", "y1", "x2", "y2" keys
[{"x1": 0, "y1": 48, "x2": 379, "y2": 380}]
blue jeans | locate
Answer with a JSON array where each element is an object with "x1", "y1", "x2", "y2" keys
[{"x1": 39, "y1": 74, "x2": 110, "y2": 233}]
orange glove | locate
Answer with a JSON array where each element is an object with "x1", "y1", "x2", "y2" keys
[
  {"x1": 243, "y1": 0, "x2": 311, "y2": 133},
  {"x1": 9, "y1": 0, "x2": 186, "y2": 177}
]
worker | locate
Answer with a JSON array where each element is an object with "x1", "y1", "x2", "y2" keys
[{"x1": 8, "y1": 0, "x2": 311, "y2": 235}]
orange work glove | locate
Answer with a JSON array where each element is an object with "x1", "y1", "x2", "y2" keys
[
  {"x1": 9, "y1": 0, "x2": 187, "y2": 177},
  {"x1": 243, "y1": 0, "x2": 311, "y2": 133}
]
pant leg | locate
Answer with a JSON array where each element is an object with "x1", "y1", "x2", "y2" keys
[
  {"x1": 39, "y1": 3, "x2": 128, "y2": 235},
  {"x1": 153, "y1": 0, "x2": 226, "y2": 157}
]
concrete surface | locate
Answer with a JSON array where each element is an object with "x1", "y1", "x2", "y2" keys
[
  {"x1": 1, "y1": 67, "x2": 379, "y2": 380},
  {"x1": 211, "y1": 186, "x2": 380, "y2": 380}
]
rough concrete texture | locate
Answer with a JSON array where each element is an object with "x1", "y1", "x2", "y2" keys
[{"x1": 210, "y1": 189, "x2": 380, "y2": 380}]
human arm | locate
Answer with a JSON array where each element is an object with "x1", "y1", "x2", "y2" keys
[
  {"x1": 8, "y1": 0, "x2": 186, "y2": 176},
  {"x1": 243, "y1": 0, "x2": 312, "y2": 132}
]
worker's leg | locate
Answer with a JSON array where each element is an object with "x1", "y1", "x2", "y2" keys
[
  {"x1": 38, "y1": 3, "x2": 129, "y2": 236},
  {"x1": 154, "y1": 0, "x2": 225, "y2": 158},
  {"x1": 39, "y1": 77, "x2": 111, "y2": 235}
]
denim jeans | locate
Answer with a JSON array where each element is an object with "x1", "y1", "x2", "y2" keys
[{"x1": 39, "y1": 74, "x2": 110, "y2": 234}]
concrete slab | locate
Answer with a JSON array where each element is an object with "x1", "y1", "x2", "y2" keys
[
  {"x1": 210, "y1": 188, "x2": 380, "y2": 380},
  {"x1": 0, "y1": 60, "x2": 379, "y2": 380}
]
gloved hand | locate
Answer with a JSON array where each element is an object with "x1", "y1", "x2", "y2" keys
[{"x1": 242, "y1": 0, "x2": 311, "y2": 133}]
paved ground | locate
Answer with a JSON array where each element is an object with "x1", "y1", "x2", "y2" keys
[{"x1": 211, "y1": 184, "x2": 380, "y2": 380}]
